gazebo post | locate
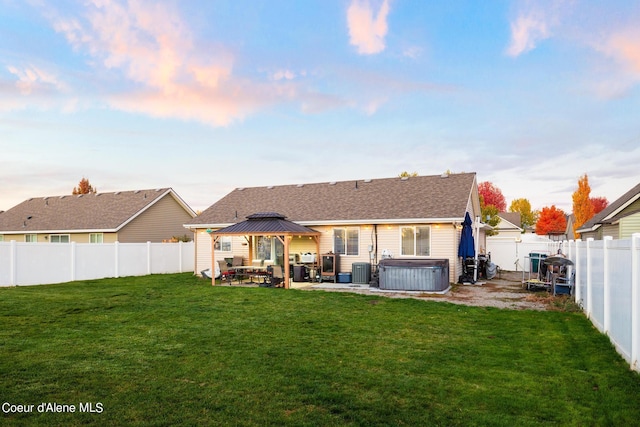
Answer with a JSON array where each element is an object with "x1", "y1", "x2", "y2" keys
[
  {"x1": 284, "y1": 234, "x2": 291, "y2": 289},
  {"x1": 210, "y1": 234, "x2": 216, "y2": 286}
]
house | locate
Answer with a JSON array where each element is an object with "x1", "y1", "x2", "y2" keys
[
  {"x1": 493, "y1": 212, "x2": 523, "y2": 239},
  {"x1": 576, "y1": 182, "x2": 640, "y2": 240},
  {"x1": 184, "y1": 173, "x2": 484, "y2": 284},
  {"x1": 0, "y1": 188, "x2": 196, "y2": 244}
]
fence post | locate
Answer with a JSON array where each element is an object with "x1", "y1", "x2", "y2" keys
[
  {"x1": 603, "y1": 236, "x2": 613, "y2": 334},
  {"x1": 115, "y1": 241, "x2": 120, "y2": 278},
  {"x1": 575, "y1": 239, "x2": 581, "y2": 304},
  {"x1": 179, "y1": 241, "x2": 183, "y2": 273},
  {"x1": 147, "y1": 241, "x2": 152, "y2": 275},
  {"x1": 632, "y1": 233, "x2": 640, "y2": 371},
  {"x1": 586, "y1": 238, "x2": 594, "y2": 319},
  {"x1": 10, "y1": 240, "x2": 17, "y2": 286},
  {"x1": 71, "y1": 242, "x2": 76, "y2": 282}
]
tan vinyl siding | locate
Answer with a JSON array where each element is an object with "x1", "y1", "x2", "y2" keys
[
  {"x1": 620, "y1": 212, "x2": 640, "y2": 239},
  {"x1": 118, "y1": 194, "x2": 194, "y2": 243},
  {"x1": 0, "y1": 232, "x2": 118, "y2": 243}
]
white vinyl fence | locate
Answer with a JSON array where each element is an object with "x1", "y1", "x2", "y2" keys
[
  {"x1": 554, "y1": 235, "x2": 640, "y2": 372},
  {"x1": 0, "y1": 241, "x2": 195, "y2": 286},
  {"x1": 487, "y1": 234, "x2": 555, "y2": 273}
]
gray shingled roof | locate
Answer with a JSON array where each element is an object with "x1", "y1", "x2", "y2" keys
[
  {"x1": 577, "y1": 182, "x2": 640, "y2": 232},
  {"x1": 188, "y1": 173, "x2": 477, "y2": 226},
  {"x1": 0, "y1": 188, "x2": 182, "y2": 233}
]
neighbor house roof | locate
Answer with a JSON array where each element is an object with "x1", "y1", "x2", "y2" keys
[
  {"x1": 576, "y1": 182, "x2": 640, "y2": 233},
  {"x1": 0, "y1": 188, "x2": 195, "y2": 234},
  {"x1": 187, "y1": 172, "x2": 478, "y2": 227},
  {"x1": 497, "y1": 212, "x2": 522, "y2": 230}
]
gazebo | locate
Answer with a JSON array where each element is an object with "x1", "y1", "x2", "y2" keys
[{"x1": 207, "y1": 212, "x2": 321, "y2": 289}]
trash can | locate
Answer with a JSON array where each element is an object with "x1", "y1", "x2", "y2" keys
[{"x1": 529, "y1": 253, "x2": 547, "y2": 274}]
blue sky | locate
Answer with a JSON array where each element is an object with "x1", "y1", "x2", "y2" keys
[{"x1": 1, "y1": 0, "x2": 639, "y2": 213}]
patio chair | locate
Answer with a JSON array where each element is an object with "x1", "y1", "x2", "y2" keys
[
  {"x1": 232, "y1": 256, "x2": 244, "y2": 267},
  {"x1": 262, "y1": 265, "x2": 284, "y2": 288},
  {"x1": 218, "y1": 260, "x2": 234, "y2": 284}
]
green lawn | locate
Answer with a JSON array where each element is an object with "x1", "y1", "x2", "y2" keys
[{"x1": 1, "y1": 274, "x2": 639, "y2": 426}]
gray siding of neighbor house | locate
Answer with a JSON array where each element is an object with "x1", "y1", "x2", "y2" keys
[{"x1": 118, "y1": 195, "x2": 194, "y2": 243}]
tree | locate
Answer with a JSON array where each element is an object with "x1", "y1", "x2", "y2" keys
[
  {"x1": 508, "y1": 198, "x2": 538, "y2": 231},
  {"x1": 590, "y1": 196, "x2": 609, "y2": 215},
  {"x1": 482, "y1": 205, "x2": 500, "y2": 236},
  {"x1": 478, "y1": 181, "x2": 506, "y2": 212},
  {"x1": 398, "y1": 171, "x2": 418, "y2": 177},
  {"x1": 72, "y1": 177, "x2": 97, "y2": 195},
  {"x1": 535, "y1": 205, "x2": 567, "y2": 236},
  {"x1": 572, "y1": 174, "x2": 594, "y2": 239}
]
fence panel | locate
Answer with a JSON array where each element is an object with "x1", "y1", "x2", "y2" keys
[
  {"x1": 75, "y1": 243, "x2": 117, "y2": 281},
  {"x1": 589, "y1": 240, "x2": 605, "y2": 332},
  {"x1": 118, "y1": 243, "x2": 151, "y2": 278},
  {"x1": 608, "y1": 239, "x2": 633, "y2": 360},
  {"x1": 0, "y1": 241, "x2": 194, "y2": 286}
]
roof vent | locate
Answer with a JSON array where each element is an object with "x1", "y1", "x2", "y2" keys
[
  {"x1": 59, "y1": 195, "x2": 66, "y2": 199},
  {"x1": 237, "y1": 187, "x2": 244, "y2": 191},
  {"x1": 267, "y1": 186, "x2": 274, "y2": 189},
  {"x1": 400, "y1": 177, "x2": 409, "y2": 181},
  {"x1": 155, "y1": 189, "x2": 161, "y2": 192},
  {"x1": 296, "y1": 184, "x2": 304, "y2": 188},
  {"x1": 329, "y1": 181, "x2": 337, "y2": 185},
  {"x1": 364, "y1": 179, "x2": 372, "y2": 183},
  {"x1": 115, "y1": 191, "x2": 121, "y2": 195},
  {"x1": 440, "y1": 173, "x2": 449, "y2": 178},
  {"x1": 134, "y1": 190, "x2": 141, "y2": 194},
  {"x1": 77, "y1": 194, "x2": 83, "y2": 198}
]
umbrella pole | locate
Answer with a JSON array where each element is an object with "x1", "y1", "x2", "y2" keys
[{"x1": 474, "y1": 216, "x2": 480, "y2": 282}]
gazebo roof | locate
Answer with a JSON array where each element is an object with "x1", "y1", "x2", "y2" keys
[{"x1": 210, "y1": 212, "x2": 319, "y2": 236}]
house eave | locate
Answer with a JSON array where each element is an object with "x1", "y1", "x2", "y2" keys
[{"x1": 186, "y1": 217, "x2": 465, "y2": 230}]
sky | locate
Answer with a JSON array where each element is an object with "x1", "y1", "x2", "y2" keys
[{"x1": 1, "y1": 0, "x2": 639, "y2": 214}]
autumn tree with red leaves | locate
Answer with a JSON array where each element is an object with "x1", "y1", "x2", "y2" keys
[
  {"x1": 478, "y1": 181, "x2": 506, "y2": 212},
  {"x1": 72, "y1": 177, "x2": 97, "y2": 195},
  {"x1": 590, "y1": 196, "x2": 608, "y2": 215},
  {"x1": 536, "y1": 205, "x2": 567, "y2": 236}
]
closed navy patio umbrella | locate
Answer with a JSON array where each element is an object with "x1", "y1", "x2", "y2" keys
[{"x1": 458, "y1": 212, "x2": 475, "y2": 259}]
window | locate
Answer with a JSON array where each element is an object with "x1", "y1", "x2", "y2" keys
[
  {"x1": 50, "y1": 234, "x2": 70, "y2": 243},
  {"x1": 0, "y1": 235, "x2": 4, "y2": 242},
  {"x1": 90, "y1": 233, "x2": 103, "y2": 244},
  {"x1": 256, "y1": 236, "x2": 273, "y2": 261},
  {"x1": 400, "y1": 226, "x2": 430, "y2": 256},
  {"x1": 333, "y1": 228, "x2": 359, "y2": 256},
  {"x1": 214, "y1": 236, "x2": 231, "y2": 252},
  {"x1": 25, "y1": 234, "x2": 38, "y2": 243}
]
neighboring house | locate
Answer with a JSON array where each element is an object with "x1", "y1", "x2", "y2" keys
[
  {"x1": 493, "y1": 212, "x2": 523, "y2": 239},
  {"x1": 576, "y1": 182, "x2": 640, "y2": 240},
  {"x1": 0, "y1": 188, "x2": 196, "y2": 244},
  {"x1": 184, "y1": 173, "x2": 484, "y2": 283}
]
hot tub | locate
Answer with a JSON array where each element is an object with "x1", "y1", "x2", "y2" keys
[{"x1": 378, "y1": 259, "x2": 449, "y2": 291}]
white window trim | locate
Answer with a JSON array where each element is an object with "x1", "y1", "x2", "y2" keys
[
  {"x1": 333, "y1": 227, "x2": 360, "y2": 256},
  {"x1": 214, "y1": 236, "x2": 232, "y2": 252},
  {"x1": 399, "y1": 225, "x2": 431, "y2": 257}
]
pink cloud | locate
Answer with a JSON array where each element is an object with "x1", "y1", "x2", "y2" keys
[
  {"x1": 347, "y1": 0, "x2": 390, "y2": 55},
  {"x1": 44, "y1": 0, "x2": 274, "y2": 126},
  {"x1": 505, "y1": 14, "x2": 550, "y2": 57},
  {"x1": 603, "y1": 29, "x2": 640, "y2": 75}
]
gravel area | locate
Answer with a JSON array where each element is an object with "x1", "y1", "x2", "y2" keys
[{"x1": 301, "y1": 270, "x2": 553, "y2": 311}]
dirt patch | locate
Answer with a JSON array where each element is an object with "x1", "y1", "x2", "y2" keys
[{"x1": 307, "y1": 270, "x2": 565, "y2": 311}]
